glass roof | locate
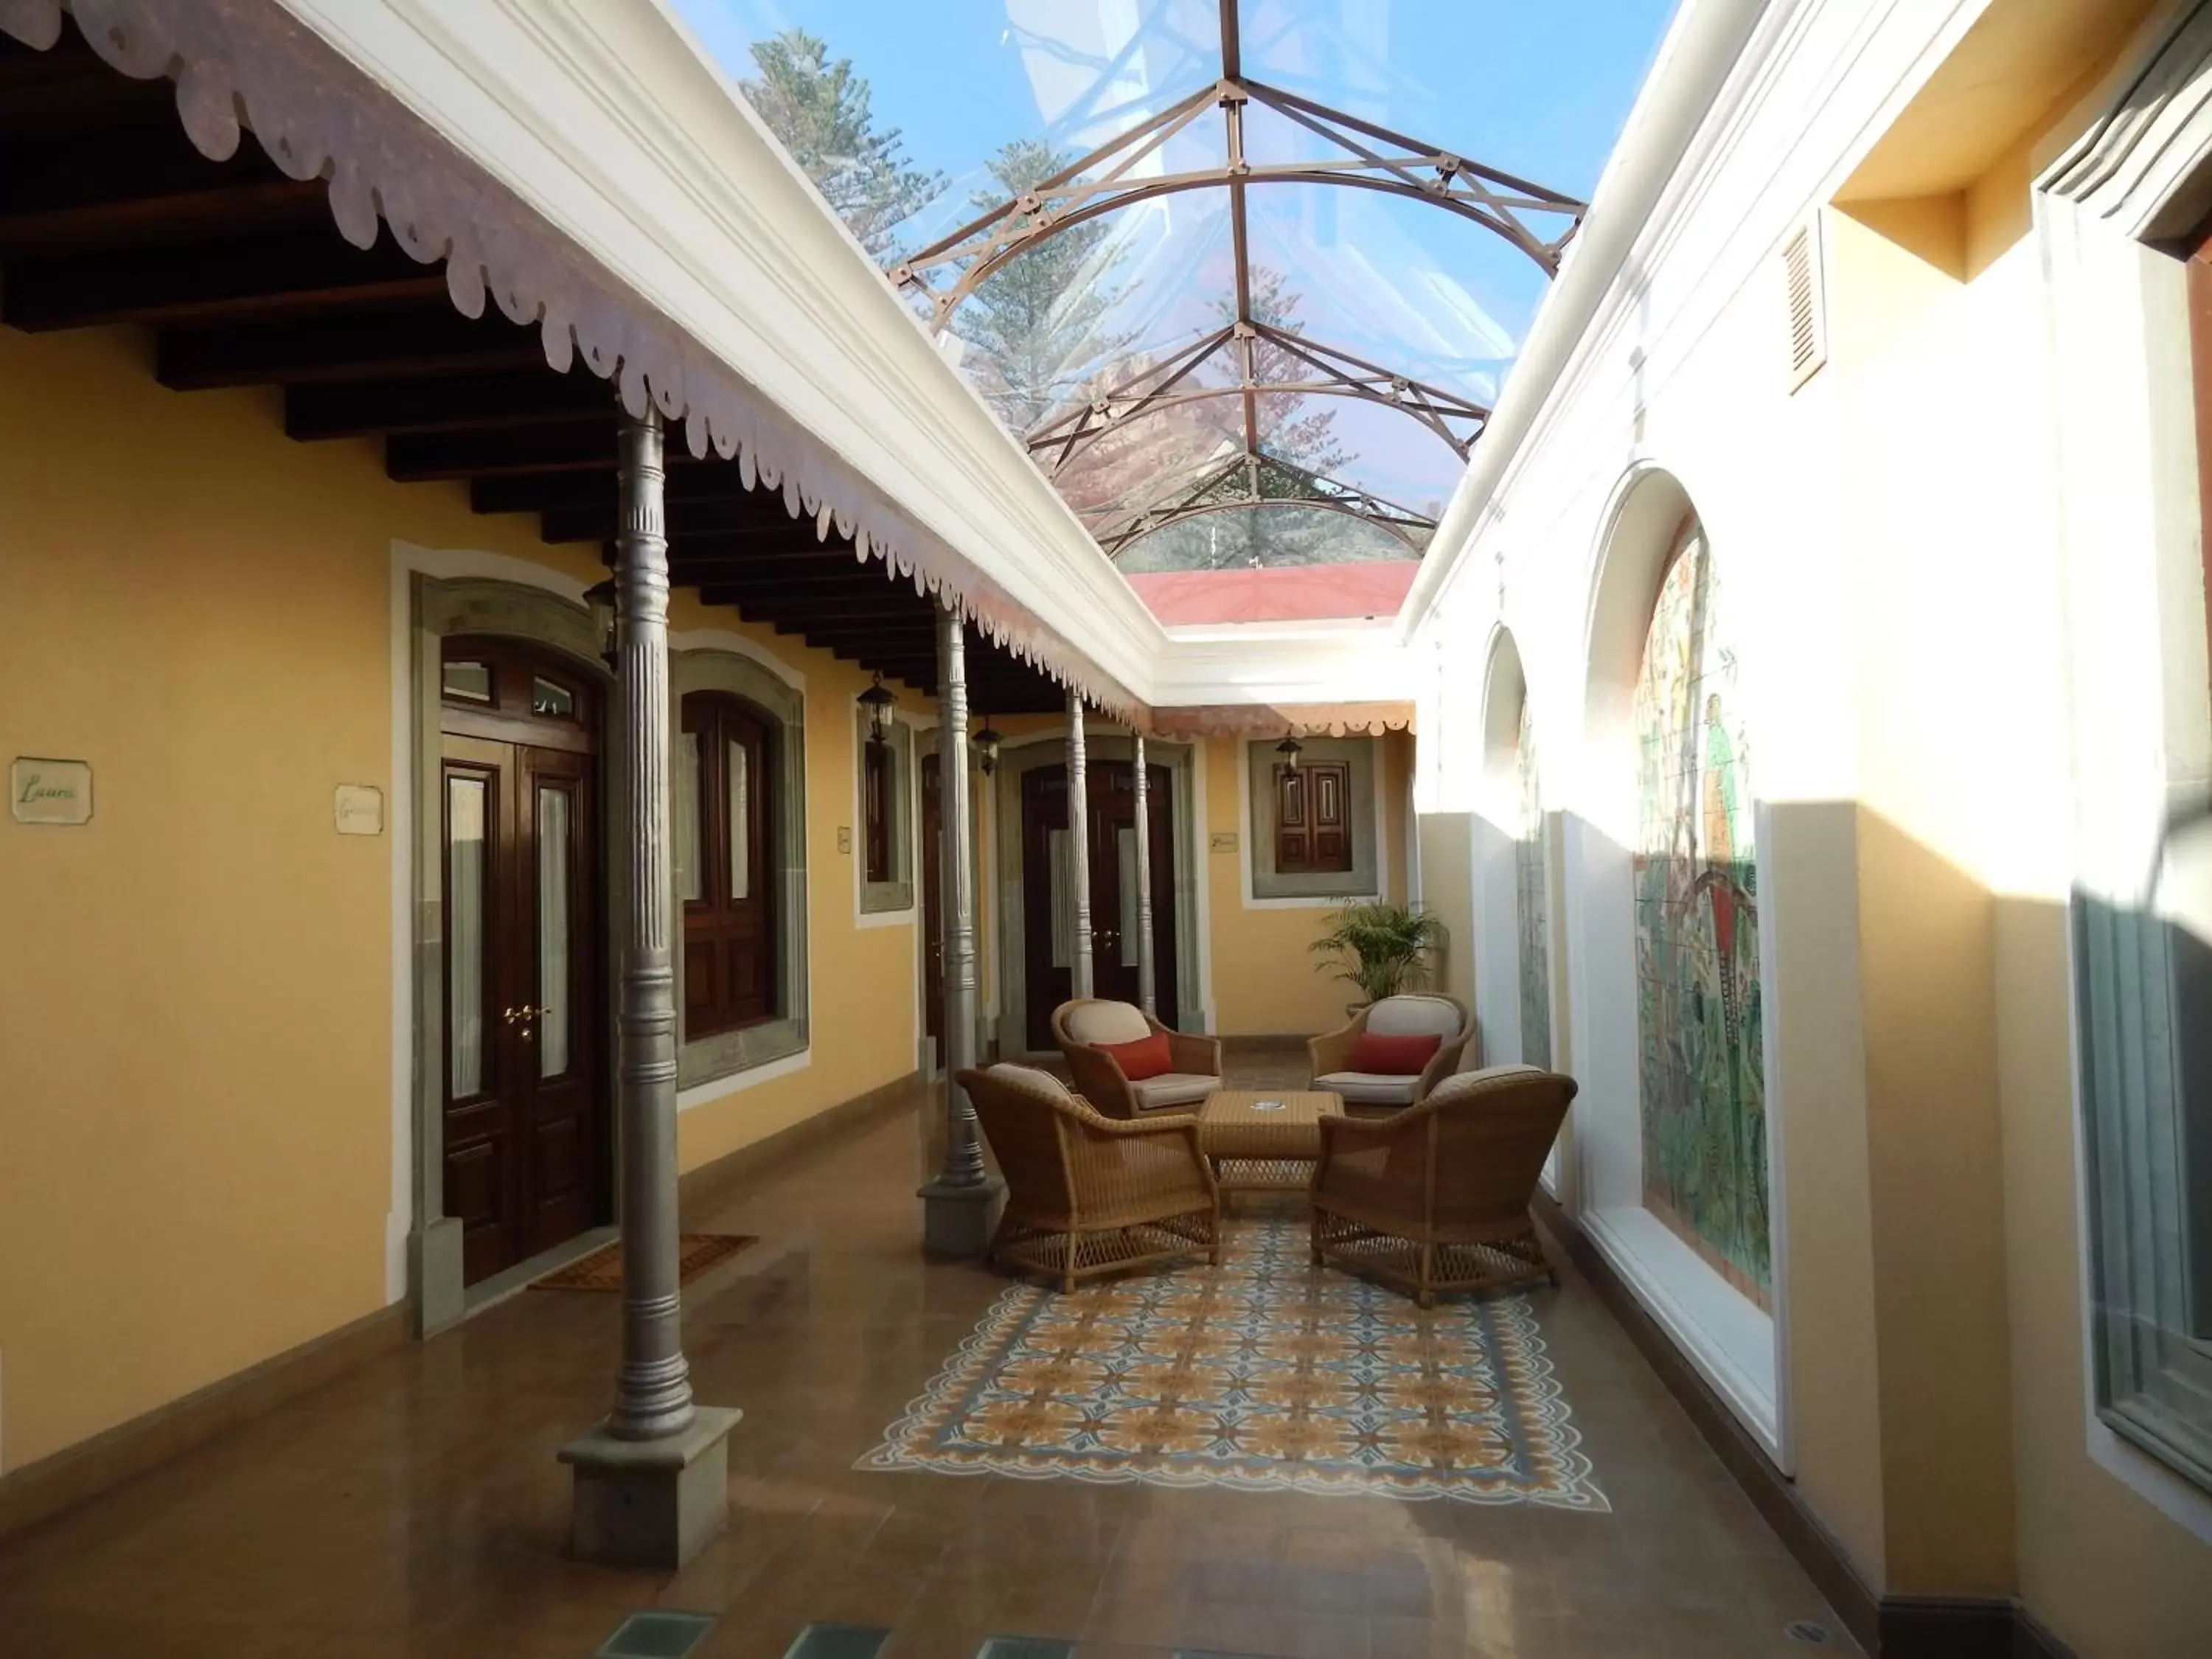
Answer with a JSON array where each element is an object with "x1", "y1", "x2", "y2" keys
[{"x1": 675, "y1": 0, "x2": 1676, "y2": 584}]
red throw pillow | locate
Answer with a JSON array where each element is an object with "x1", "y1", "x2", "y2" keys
[
  {"x1": 1348, "y1": 1031, "x2": 1442, "y2": 1077},
  {"x1": 1099, "y1": 1031, "x2": 1172, "y2": 1081}
]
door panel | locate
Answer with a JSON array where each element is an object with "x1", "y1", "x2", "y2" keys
[
  {"x1": 1022, "y1": 761, "x2": 1179, "y2": 1048},
  {"x1": 518, "y1": 744, "x2": 600, "y2": 1258},
  {"x1": 681, "y1": 696, "x2": 773, "y2": 1034},
  {"x1": 442, "y1": 742, "x2": 515, "y2": 1287},
  {"x1": 439, "y1": 639, "x2": 608, "y2": 1287}
]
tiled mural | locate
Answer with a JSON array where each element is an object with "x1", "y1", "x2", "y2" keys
[
  {"x1": 1631, "y1": 530, "x2": 1770, "y2": 1306},
  {"x1": 1514, "y1": 703, "x2": 1552, "y2": 1069}
]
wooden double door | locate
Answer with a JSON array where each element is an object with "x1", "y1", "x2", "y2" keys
[
  {"x1": 1022, "y1": 760, "x2": 1178, "y2": 1048},
  {"x1": 439, "y1": 639, "x2": 610, "y2": 1287}
]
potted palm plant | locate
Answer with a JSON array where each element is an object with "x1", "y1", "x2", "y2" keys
[{"x1": 1310, "y1": 900, "x2": 1447, "y2": 1014}]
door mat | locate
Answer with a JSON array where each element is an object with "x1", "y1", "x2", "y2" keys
[{"x1": 532, "y1": 1234, "x2": 757, "y2": 1293}]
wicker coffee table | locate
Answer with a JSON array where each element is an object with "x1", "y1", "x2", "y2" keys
[{"x1": 1197, "y1": 1089, "x2": 1343, "y2": 1198}]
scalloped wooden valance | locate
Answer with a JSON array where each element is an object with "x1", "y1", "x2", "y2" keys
[{"x1": 0, "y1": 0, "x2": 1143, "y2": 719}]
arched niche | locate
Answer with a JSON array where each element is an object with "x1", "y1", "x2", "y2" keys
[
  {"x1": 1567, "y1": 462, "x2": 1782, "y2": 1453},
  {"x1": 1473, "y1": 630, "x2": 1547, "y2": 1070}
]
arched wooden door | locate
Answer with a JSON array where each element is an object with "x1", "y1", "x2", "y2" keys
[{"x1": 438, "y1": 637, "x2": 609, "y2": 1286}]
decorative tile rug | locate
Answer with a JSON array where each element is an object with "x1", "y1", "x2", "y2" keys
[{"x1": 861, "y1": 1217, "x2": 1606, "y2": 1509}]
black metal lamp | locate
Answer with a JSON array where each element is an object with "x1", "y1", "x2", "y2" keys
[
  {"x1": 859, "y1": 674, "x2": 897, "y2": 748},
  {"x1": 583, "y1": 580, "x2": 617, "y2": 669},
  {"x1": 1275, "y1": 732, "x2": 1304, "y2": 773},
  {"x1": 973, "y1": 716, "x2": 1002, "y2": 776}
]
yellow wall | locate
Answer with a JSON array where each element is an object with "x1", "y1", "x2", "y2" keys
[
  {"x1": 0, "y1": 324, "x2": 919, "y2": 1472},
  {"x1": 1205, "y1": 730, "x2": 1413, "y2": 1036}
]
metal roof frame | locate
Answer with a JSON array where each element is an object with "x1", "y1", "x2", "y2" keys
[{"x1": 888, "y1": 0, "x2": 1586, "y2": 564}]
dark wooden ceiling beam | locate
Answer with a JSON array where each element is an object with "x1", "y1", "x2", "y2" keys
[
  {"x1": 0, "y1": 178, "x2": 328, "y2": 257},
  {"x1": 0, "y1": 117, "x2": 282, "y2": 217},
  {"x1": 545, "y1": 495, "x2": 801, "y2": 544},
  {"x1": 159, "y1": 307, "x2": 546, "y2": 390},
  {"x1": 469, "y1": 465, "x2": 779, "y2": 516},
  {"x1": 692, "y1": 577, "x2": 916, "y2": 609},
  {"x1": 1, "y1": 229, "x2": 442, "y2": 330},
  {"x1": 768, "y1": 605, "x2": 933, "y2": 633},
  {"x1": 386, "y1": 422, "x2": 654, "y2": 481},
  {"x1": 797, "y1": 620, "x2": 939, "y2": 648},
  {"x1": 666, "y1": 549, "x2": 878, "y2": 579},
  {"x1": 665, "y1": 534, "x2": 866, "y2": 565},
  {"x1": 667, "y1": 560, "x2": 888, "y2": 590},
  {"x1": 0, "y1": 49, "x2": 156, "y2": 140},
  {"x1": 285, "y1": 369, "x2": 614, "y2": 441}
]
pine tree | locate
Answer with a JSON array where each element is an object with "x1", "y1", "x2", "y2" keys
[
  {"x1": 741, "y1": 29, "x2": 943, "y2": 260},
  {"x1": 959, "y1": 139, "x2": 1133, "y2": 431}
]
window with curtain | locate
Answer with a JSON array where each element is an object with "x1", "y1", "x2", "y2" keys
[{"x1": 677, "y1": 691, "x2": 775, "y2": 1037}]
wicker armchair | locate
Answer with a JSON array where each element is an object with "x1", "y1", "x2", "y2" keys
[
  {"x1": 1307, "y1": 993, "x2": 1472, "y2": 1113},
  {"x1": 1311, "y1": 1064, "x2": 1576, "y2": 1305},
  {"x1": 1051, "y1": 998, "x2": 1223, "y2": 1119},
  {"x1": 962, "y1": 1064, "x2": 1220, "y2": 1290}
]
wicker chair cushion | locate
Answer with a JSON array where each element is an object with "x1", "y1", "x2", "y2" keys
[
  {"x1": 1313, "y1": 1070, "x2": 1424, "y2": 1106},
  {"x1": 1132, "y1": 1071, "x2": 1218, "y2": 1111},
  {"x1": 1365, "y1": 995, "x2": 1464, "y2": 1038},
  {"x1": 987, "y1": 1062, "x2": 1074, "y2": 1100},
  {"x1": 1348, "y1": 1031, "x2": 1442, "y2": 1076},
  {"x1": 1100, "y1": 1032, "x2": 1172, "y2": 1079},
  {"x1": 1428, "y1": 1063, "x2": 1543, "y2": 1102},
  {"x1": 1063, "y1": 1001, "x2": 1151, "y2": 1046}
]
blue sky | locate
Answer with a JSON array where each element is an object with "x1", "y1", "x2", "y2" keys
[{"x1": 669, "y1": 1, "x2": 1679, "y2": 514}]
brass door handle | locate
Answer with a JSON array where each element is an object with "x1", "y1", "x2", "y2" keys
[{"x1": 503, "y1": 1004, "x2": 552, "y2": 1026}]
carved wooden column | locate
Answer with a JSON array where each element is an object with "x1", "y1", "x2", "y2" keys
[
  {"x1": 1066, "y1": 689, "x2": 1093, "y2": 1000},
  {"x1": 1133, "y1": 731, "x2": 1156, "y2": 1018},
  {"x1": 919, "y1": 603, "x2": 1001, "y2": 1255},
  {"x1": 561, "y1": 402, "x2": 737, "y2": 1569}
]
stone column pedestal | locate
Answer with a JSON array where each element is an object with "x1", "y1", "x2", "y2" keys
[
  {"x1": 559, "y1": 1407, "x2": 742, "y2": 1571},
  {"x1": 920, "y1": 1176, "x2": 1005, "y2": 1257}
]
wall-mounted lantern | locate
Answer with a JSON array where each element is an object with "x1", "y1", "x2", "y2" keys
[
  {"x1": 583, "y1": 580, "x2": 617, "y2": 669},
  {"x1": 859, "y1": 674, "x2": 898, "y2": 748},
  {"x1": 973, "y1": 716, "x2": 1003, "y2": 776}
]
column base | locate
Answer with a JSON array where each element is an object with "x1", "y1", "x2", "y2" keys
[
  {"x1": 558, "y1": 1405, "x2": 742, "y2": 1570},
  {"x1": 919, "y1": 1176, "x2": 1005, "y2": 1258}
]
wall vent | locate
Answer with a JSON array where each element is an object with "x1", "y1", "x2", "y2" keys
[{"x1": 1782, "y1": 217, "x2": 1826, "y2": 392}]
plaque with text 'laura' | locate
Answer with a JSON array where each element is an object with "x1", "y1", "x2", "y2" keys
[{"x1": 11, "y1": 757, "x2": 91, "y2": 825}]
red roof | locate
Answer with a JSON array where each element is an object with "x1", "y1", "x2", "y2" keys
[{"x1": 1126, "y1": 563, "x2": 1422, "y2": 625}]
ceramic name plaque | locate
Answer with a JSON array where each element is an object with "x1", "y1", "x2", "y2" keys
[
  {"x1": 334, "y1": 784, "x2": 385, "y2": 835},
  {"x1": 11, "y1": 757, "x2": 91, "y2": 825}
]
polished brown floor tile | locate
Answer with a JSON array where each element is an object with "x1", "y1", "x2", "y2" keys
[{"x1": 0, "y1": 1061, "x2": 1859, "y2": 1659}]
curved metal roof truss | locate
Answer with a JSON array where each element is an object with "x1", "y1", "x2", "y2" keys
[{"x1": 888, "y1": 1, "x2": 1587, "y2": 567}]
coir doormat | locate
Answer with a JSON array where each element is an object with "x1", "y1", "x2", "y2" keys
[{"x1": 532, "y1": 1234, "x2": 757, "y2": 1293}]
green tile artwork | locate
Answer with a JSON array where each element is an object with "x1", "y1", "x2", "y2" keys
[{"x1": 1631, "y1": 529, "x2": 1770, "y2": 1305}]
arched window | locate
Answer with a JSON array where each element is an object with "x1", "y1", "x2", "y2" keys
[
  {"x1": 677, "y1": 691, "x2": 776, "y2": 1037},
  {"x1": 1631, "y1": 524, "x2": 1769, "y2": 1307}
]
